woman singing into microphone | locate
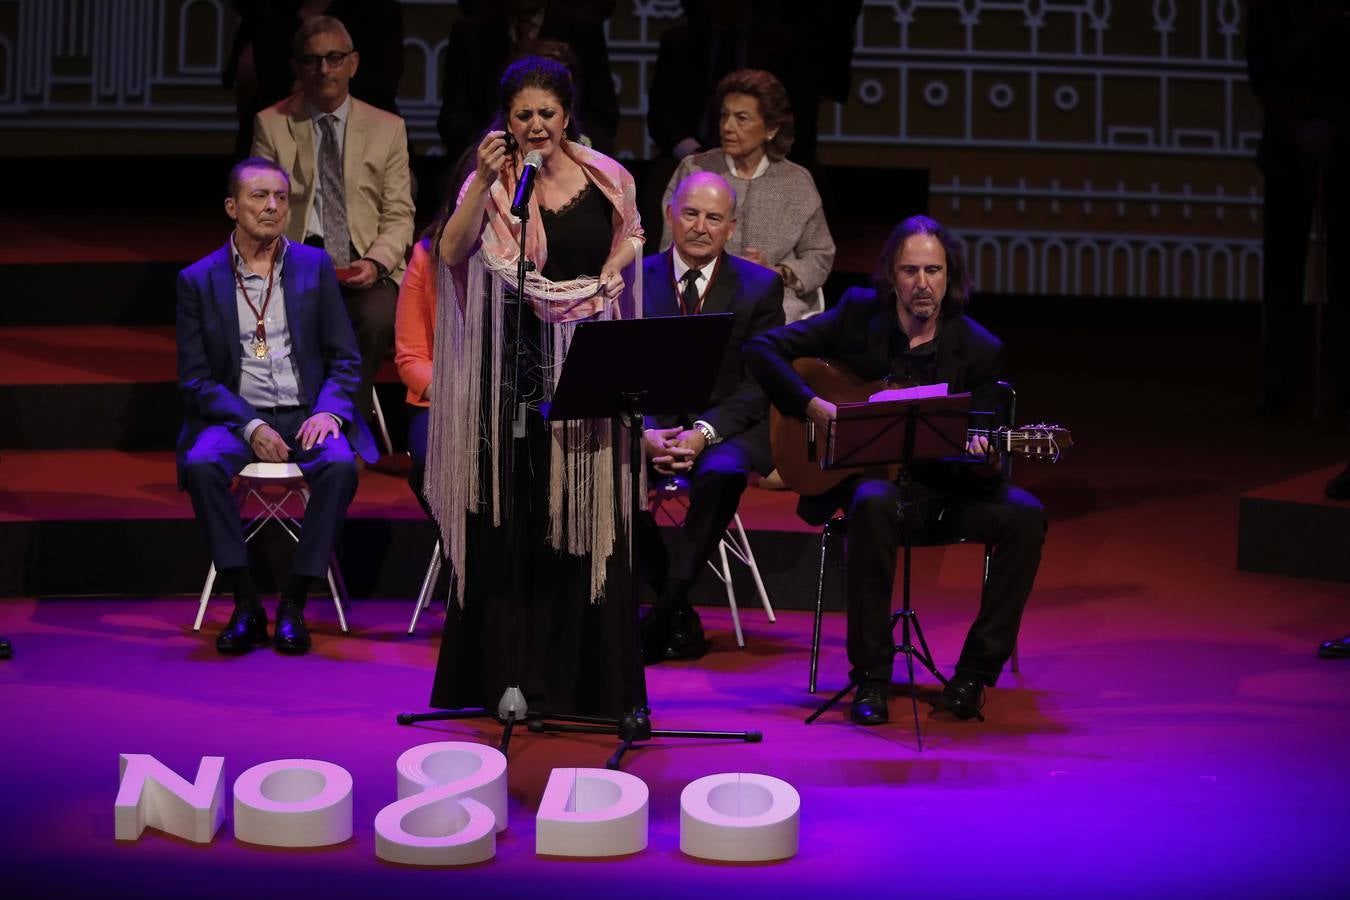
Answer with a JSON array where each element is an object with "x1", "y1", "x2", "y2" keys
[{"x1": 423, "y1": 55, "x2": 645, "y2": 719}]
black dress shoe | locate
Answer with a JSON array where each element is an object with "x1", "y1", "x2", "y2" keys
[
  {"x1": 1317, "y1": 634, "x2": 1350, "y2": 659},
  {"x1": 216, "y1": 606, "x2": 268, "y2": 654},
  {"x1": 0, "y1": 637, "x2": 12, "y2": 660},
  {"x1": 849, "y1": 680, "x2": 889, "y2": 726},
  {"x1": 274, "y1": 602, "x2": 311, "y2": 654},
  {"x1": 662, "y1": 605, "x2": 709, "y2": 660},
  {"x1": 937, "y1": 673, "x2": 986, "y2": 721}
]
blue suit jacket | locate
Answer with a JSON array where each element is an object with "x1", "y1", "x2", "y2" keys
[
  {"x1": 175, "y1": 239, "x2": 379, "y2": 480},
  {"x1": 642, "y1": 249, "x2": 785, "y2": 474}
]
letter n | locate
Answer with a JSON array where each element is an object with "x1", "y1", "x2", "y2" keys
[{"x1": 115, "y1": 754, "x2": 225, "y2": 843}]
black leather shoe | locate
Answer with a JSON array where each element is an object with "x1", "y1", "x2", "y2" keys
[
  {"x1": 849, "y1": 680, "x2": 889, "y2": 726},
  {"x1": 0, "y1": 637, "x2": 12, "y2": 660},
  {"x1": 274, "y1": 602, "x2": 311, "y2": 654},
  {"x1": 216, "y1": 606, "x2": 268, "y2": 654},
  {"x1": 1317, "y1": 634, "x2": 1350, "y2": 659},
  {"x1": 662, "y1": 605, "x2": 709, "y2": 660},
  {"x1": 938, "y1": 673, "x2": 986, "y2": 721}
]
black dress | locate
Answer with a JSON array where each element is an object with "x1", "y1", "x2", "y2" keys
[{"x1": 429, "y1": 181, "x2": 645, "y2": 719}]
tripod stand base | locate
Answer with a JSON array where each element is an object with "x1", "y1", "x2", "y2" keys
[
  {"x1": 397, "y1": 706, "x2": 761, "y2": 769},
  {"x1": 804, "y1": 608, "x2": 955, "y2": 750},
  {"x1": 396, "y1": 707, "x2": 529, "y2": 753},
  {"x1": 528, "y1": 708, "x2": 762, "y2": 769}
]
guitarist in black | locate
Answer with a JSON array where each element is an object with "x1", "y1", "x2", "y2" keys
[{"x1": 745, "y1": 215, "x2": 1046, "y2": 725}]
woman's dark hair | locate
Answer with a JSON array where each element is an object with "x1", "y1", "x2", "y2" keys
[
  {"x1": 873, "y1": 215, "x2": 974, "y2": 318},
  {"x1": 710, "y1": 68, "x2": 795, "y2": 161},
  {"x1": 498, "y1": 54, "x2": 574, "y2": 120}
]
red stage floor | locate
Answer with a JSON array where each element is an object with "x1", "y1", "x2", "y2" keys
[{"x1": 3, "y1": 575, "x2": 1347, "y2": 898}]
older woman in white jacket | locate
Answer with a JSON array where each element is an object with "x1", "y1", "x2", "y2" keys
[{"x1": 661, "y1": 68, "x2": 835, "y2": 323}]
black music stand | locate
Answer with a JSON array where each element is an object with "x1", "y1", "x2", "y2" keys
[
  {"x1": 399, "y1": 314, "x2": 763, "y2": 769},
  {"x1": 804, "y1": 392, "x2": 977, "y2": 750}
]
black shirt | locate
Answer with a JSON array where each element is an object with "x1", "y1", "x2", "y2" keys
[{"x1": 889, "y1": 326, "x2": 940, "y2": 388}]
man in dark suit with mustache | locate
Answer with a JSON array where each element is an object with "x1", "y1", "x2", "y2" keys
[
  {"x1": 177, "y1": 157, "x2": 378, "y2": 656},
  {"x1": 639, "y1": 171, "x2": 784, "y2": 661}
]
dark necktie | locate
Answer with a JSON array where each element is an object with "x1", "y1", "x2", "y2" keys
[
  {"x1": 318, "y1": 114, "x2": 351, "y2": 267},
  {"x1": 681, "y1": 269, "x2": 701, "y2": 315}
]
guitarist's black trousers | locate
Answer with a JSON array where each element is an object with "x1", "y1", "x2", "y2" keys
[{"x1": 843, "y1": 474, "x2": 1046, "y2": 687}]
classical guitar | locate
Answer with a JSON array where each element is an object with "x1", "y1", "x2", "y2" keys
[{"x1": 769, "y1": 357, "x2": 1073, "y2": 497}]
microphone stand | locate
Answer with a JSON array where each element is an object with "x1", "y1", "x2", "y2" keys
[
  {"x1": 509, "y1": 163, "x2": 532, "y2": 442},
  {"x1": 498, "y1": 172, "x2": 533, "y2": 731}
]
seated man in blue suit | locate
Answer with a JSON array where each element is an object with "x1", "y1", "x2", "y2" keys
[
  {"x1": 639, "y1": 171, "x2": 785, "y2": 661},
  {"x1": 177, "y1": 156, "x2": 378, "y2": 655}
]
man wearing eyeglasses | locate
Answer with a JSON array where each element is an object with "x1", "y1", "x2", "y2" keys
[{"x1": 252, "y1": 15, "x2": 414, "y2": 435}]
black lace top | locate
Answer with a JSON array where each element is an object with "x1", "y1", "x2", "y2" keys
[{"x1": 538, "y1": 180, "x2": 613, "y2": 282}]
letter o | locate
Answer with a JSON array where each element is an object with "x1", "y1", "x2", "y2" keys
[
  {"x1": 680, "y1": 773, "x2": 799, "y2": 862},
  {"x1": 233, "y1": 759, "x2": 353, "y2": 847}
]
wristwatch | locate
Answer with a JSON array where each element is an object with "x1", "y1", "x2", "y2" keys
[{"x1": 694, "y1": 421, "x2": 717, "y2": 445}]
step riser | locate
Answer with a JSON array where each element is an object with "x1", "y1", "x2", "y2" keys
[
  {"x1": 2, "y1": 384, "x2": 180, "y2": 450},
  {"x1": 5, "y1": 263, "x2": 183, "y2": 326},
  {"x1": 1237, "y1": 497, "x2": 1350, "y2": 583},
  {"x1": 3, "y1": 518, "x2": 846, "y2": 613},
  {"x1": 2, "y1": 384, "x2": 411, "y2": 450}
]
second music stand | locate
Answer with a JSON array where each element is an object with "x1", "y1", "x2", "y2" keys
[
  {"x1": 530, "y1": 314, "x2": 763, "y2": 767},
  {"x1": 804, "y1": 391, "x2": 976, "y2": 749}
]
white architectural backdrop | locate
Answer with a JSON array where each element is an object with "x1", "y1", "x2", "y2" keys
[{"x1": 0, "y1": 0, "x2": 1264, "y2": 300}]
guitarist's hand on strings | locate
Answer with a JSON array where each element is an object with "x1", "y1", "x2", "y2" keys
[
  {"x1": 805, "y1": 396, "x2": 838, "y2": 433},
  {"x1": 642, "y1": 426, "x2": 696, "y2": 476}
]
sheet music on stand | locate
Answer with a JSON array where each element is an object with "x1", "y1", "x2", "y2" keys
[{"x1": 825, "y1": 392, "x2": 973, "y2": 469}]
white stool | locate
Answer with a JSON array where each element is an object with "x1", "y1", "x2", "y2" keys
[
  {"x1": 192, "y1": 462, "x2": 349, "y2": 633},
  {"x1": 649, "y1": 478, "x2": 775, "y2": 648},
  {"x1": 407, "y1": 538, "x2": 449, "y2": 634}
]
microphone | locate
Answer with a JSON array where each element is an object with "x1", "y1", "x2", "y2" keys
[{"x1": 510, "y1": 151, "x2": 543, "y2": 218}]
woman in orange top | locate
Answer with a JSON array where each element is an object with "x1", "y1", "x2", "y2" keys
[{"x1": 394, "y1": 220, "x2": 440, "y2": 518}]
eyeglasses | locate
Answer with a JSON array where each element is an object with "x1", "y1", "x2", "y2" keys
[{"x1": 296, "y1": 51, "x2": 352, "y2": 71}]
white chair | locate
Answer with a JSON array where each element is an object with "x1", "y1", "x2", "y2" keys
[
  {"x1": 648, "y1": 477, "x2": 775, "y2": 648},
  {"x1": 192, "y1": 462, "x2": 349, "y2": 633}
]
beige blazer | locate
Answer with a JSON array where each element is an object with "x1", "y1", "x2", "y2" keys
[{"x1": 252, "y1": 93, "x2": 415, "y2": 282}]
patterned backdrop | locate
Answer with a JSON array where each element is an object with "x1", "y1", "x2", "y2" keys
[{"x1": 0, "y1": 0, "x2": 1264, "y2": 300}]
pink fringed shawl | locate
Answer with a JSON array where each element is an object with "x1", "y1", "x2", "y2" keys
[{"x1": 425, "y1": 141, "x2": 644, "y2": 603}]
